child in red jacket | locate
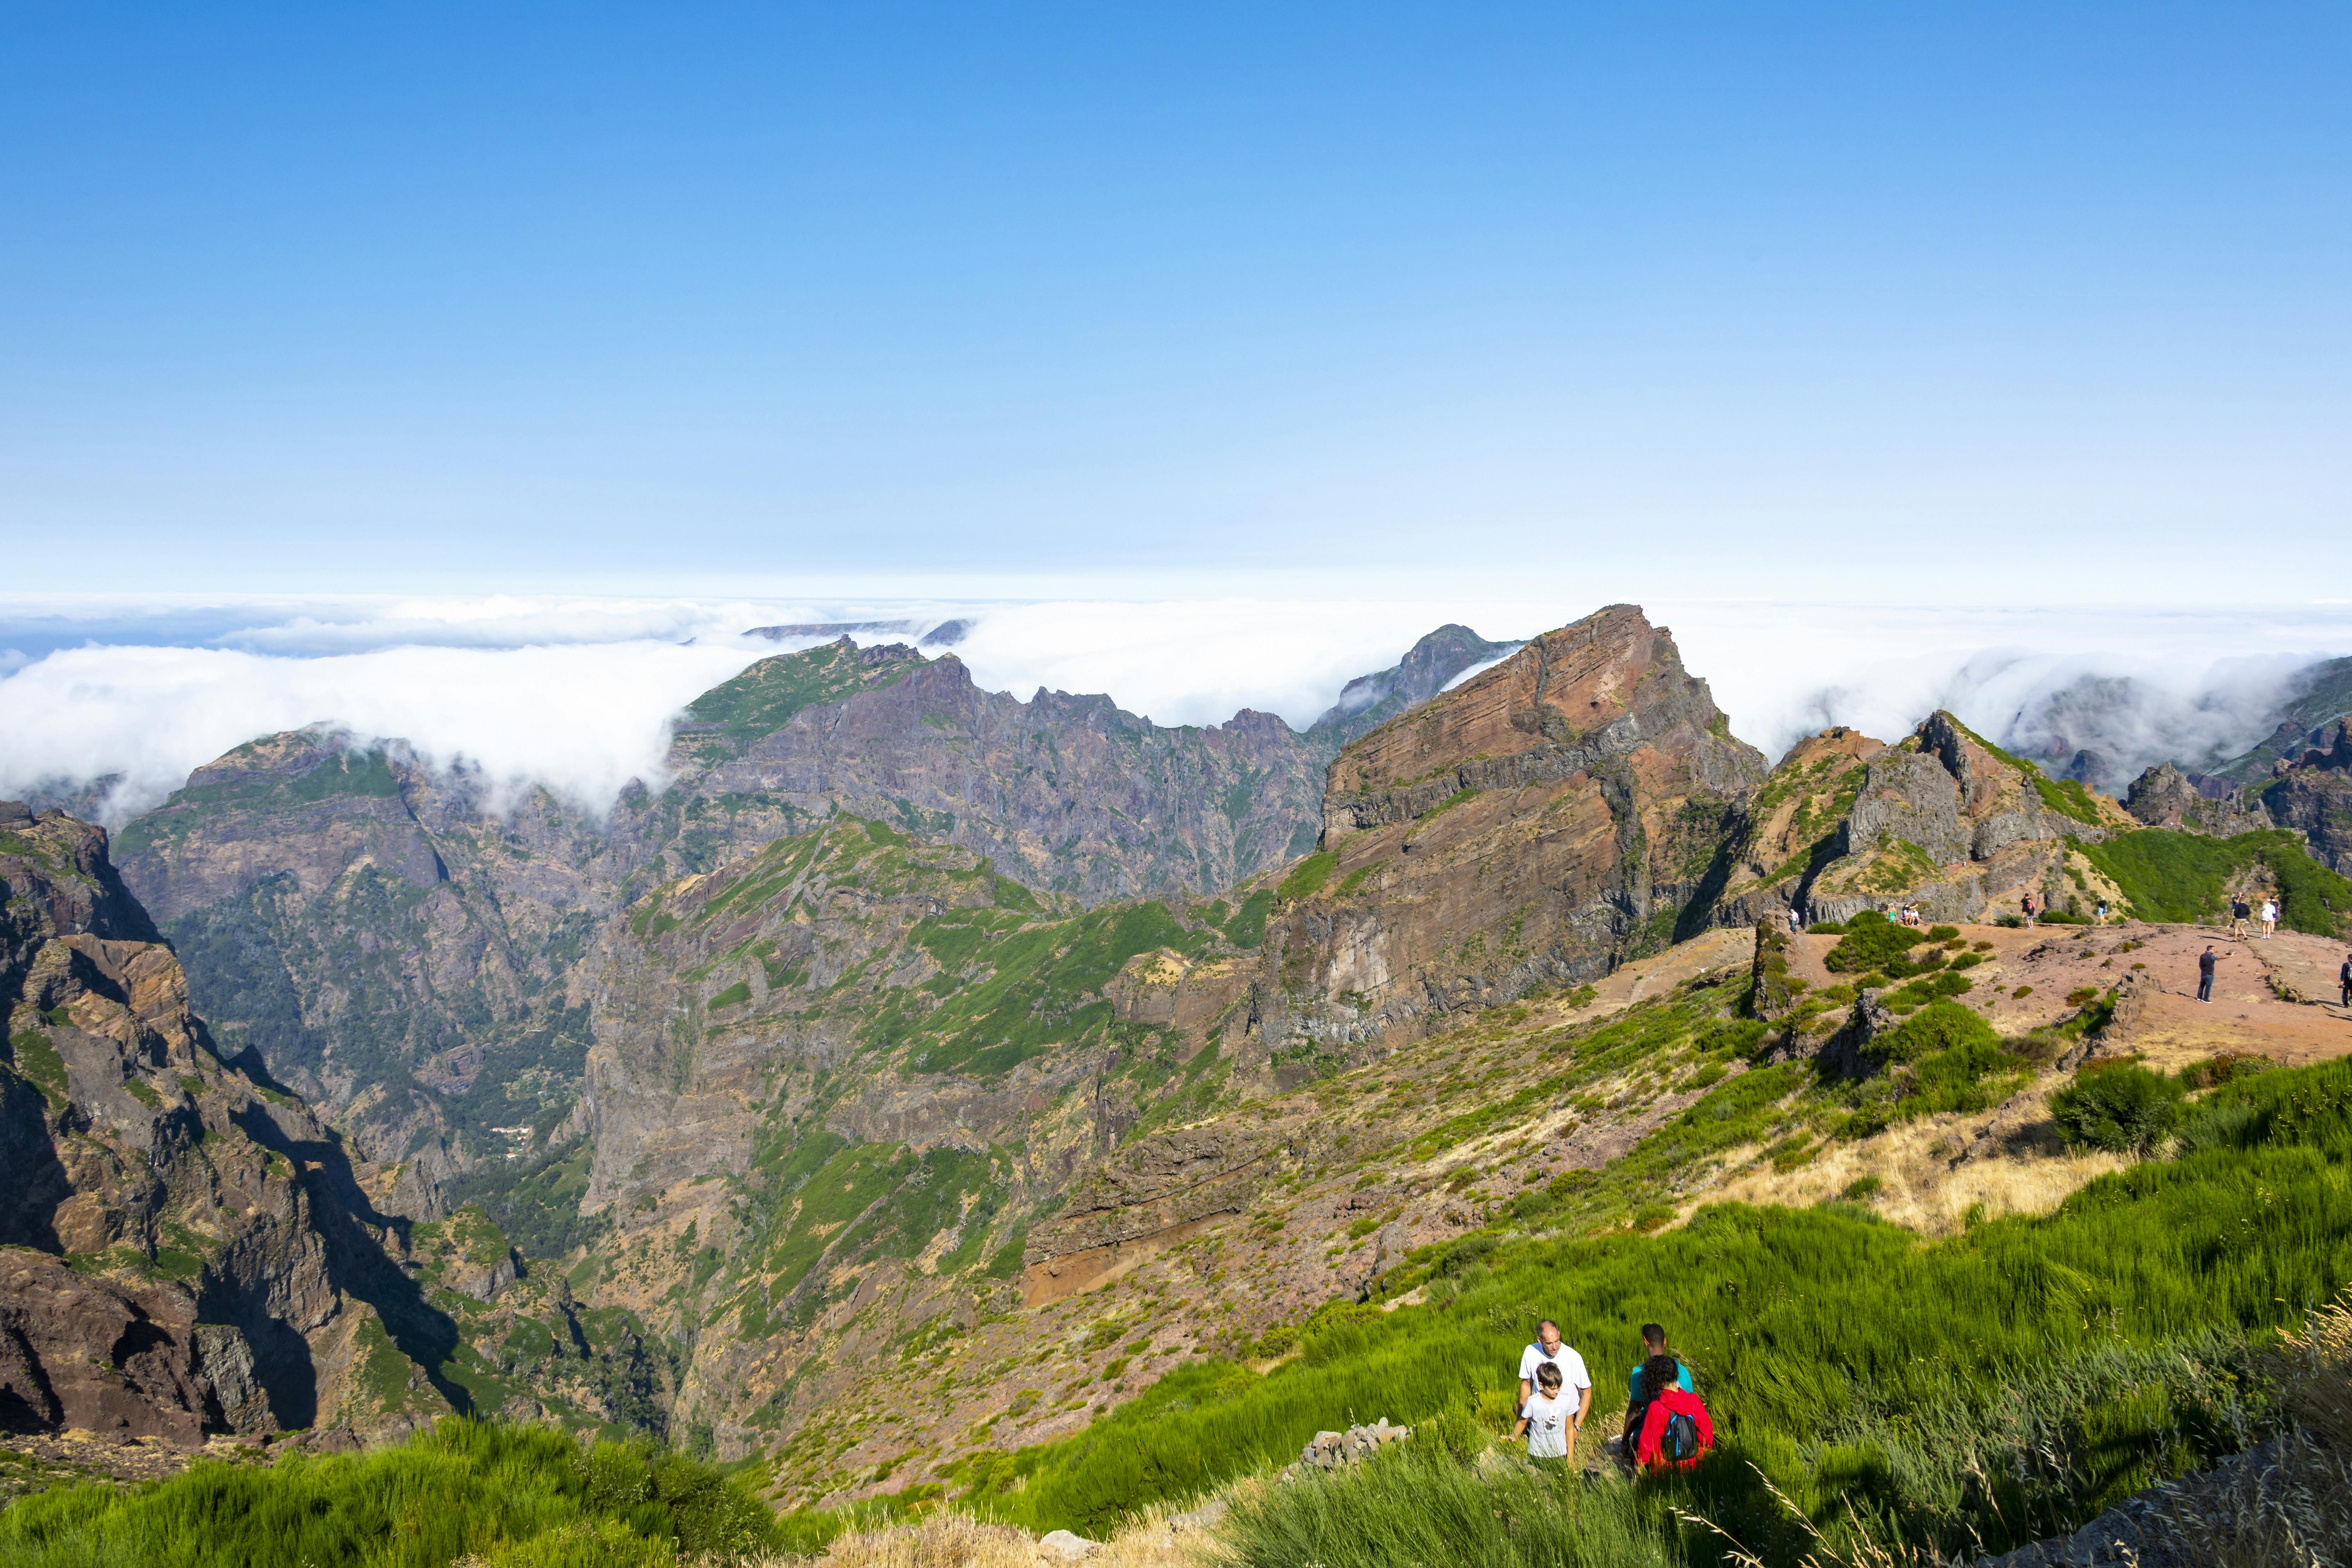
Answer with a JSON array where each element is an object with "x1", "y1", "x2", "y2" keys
[{"x1": 1631, "y1": 1354, "x2": 1714, "y2": 1470}]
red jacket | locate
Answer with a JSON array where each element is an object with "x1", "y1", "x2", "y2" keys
[{"x1": 1634, "y1": 1387, "x2": 1714, "y2": 1470}]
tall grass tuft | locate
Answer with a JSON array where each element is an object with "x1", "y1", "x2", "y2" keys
[{"x1": 1220, "y1": 1444, "x2": 1678, "y2": 1568}]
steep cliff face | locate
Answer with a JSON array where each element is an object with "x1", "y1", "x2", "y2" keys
[
  {"x1": 0, "y1": 802, "x2": 464, "y2": 1446},
  {"x1": 1257, "y1": 605, "x2": 1767, "y2": 1050},
  {"x1": 2251, "y1": 720, "x2": 2352, "y2": 875},
  {"x1": 109, "y1": 628, "x2": 1507, "y2": 1163}
]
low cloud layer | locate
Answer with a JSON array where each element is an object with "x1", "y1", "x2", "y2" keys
[{"x1": 2, "y1": 593, "x2": 2347, "y2": 828}]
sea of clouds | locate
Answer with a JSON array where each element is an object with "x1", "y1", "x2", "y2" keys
[{"x1": 2, "y1": 592, "x2": 2347, "y2": 828}]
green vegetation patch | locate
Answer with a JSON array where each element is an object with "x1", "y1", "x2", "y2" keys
[
  {"x1": 5, "y1": 1030, "x2": 69, "y2": 1109},
  {"x1": 1277, "y1": 852, "x2": 1338, "y2": 902},
  {"x1": 0, "y1": 1418, "x2": 779, "y2": 1567},
  {"x1": 680, "y1": 641, "x2": 922, "y2": 757},
  {"x1": 2077, "y1": 827, "x2": 2352, "y2": 935}
]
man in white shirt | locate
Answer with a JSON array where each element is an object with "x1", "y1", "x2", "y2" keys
[{"x1": 1515, "y1": 1319, "x2": 1593, "y2": 1445}]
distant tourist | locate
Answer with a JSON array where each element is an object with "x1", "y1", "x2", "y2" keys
[
  {"x1": 2230, "y1": 898, "x2": 2251, "y2": 939},
  {"x1": 1629, "y1": 1354, "x2": 1715, "y2": 1471},
  {"x1": 2198, "y1": 945, "x2": 2218, "y2": 1003},
  {"x1": 2097, "y1": 899, "x2": 2109, "y2": 923},
  {"x1": 1786, "y1": 906, "x2": 1802, "y2": 935},
  {"x1": 2261, "y1": 899, "x2": 2278, "y2": 939},
  {"x1": 1513, "y1": 1361, "x2": 1576, "y2": 1464},
  {"x1": 1619, "y1": 1323, "x2": 1694, "y2": 1463},
  {"x1": 1516, "y1": 1319, "x2": 1593, "y2": 1436},
  {"x1": 2021, "y1": 892, "x2": 2037, "y2": 927},
  {"x1": 2339, "y1": 953, "x2": 2351, "y2": 1008}
]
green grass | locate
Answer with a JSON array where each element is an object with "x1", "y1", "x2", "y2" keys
[
  {"x1": 5, "y1": 1030, "x2": 70, "y2": 1109},
  {"x1": 1277, "y1": 851, "x2": 1338, "y2": 902},
  {"x1": 1223, "y1": 1442, "x2": 1676, "y2": 1568},
  {"x1": 0, "y1": 1419, "x2": 779, "y2": 1568},
  {"x1": 2075, "y1": 827, "x2": 2352, "y2": 935},
  {"x1": 966, "y1": 1055, "x2": 2352, "y2": 1557},
  {"x1": 679, "y1": 641, "x2": 922, "y2": 757}
]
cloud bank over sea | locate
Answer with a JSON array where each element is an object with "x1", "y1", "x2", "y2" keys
[{"x1": 3, "y1": 593, "x2": 2347, "y2": 827}]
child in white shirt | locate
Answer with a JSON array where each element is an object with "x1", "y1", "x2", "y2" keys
[{"x1": 1513, "y1": 1362, "x2": 1575, "y2": 1461}]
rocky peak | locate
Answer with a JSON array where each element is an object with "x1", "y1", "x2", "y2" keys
[
  {"x1": 1254, "y1": 606, "x2": 1766, "y2": 1047},
  {"x1": 1307, "y1": 624, "x2": 1523, "y2": 747}
]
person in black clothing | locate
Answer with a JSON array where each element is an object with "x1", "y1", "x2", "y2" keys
[
  {"x1": 2339, "y1": 953, "x2": 2351, "y2": 1009},
  {"x1": 2198, "y1": 946, "x2": 2218, "y2": 1003}
]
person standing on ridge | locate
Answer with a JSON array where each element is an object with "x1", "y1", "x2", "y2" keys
[
  {"x1": 2198, "y1": 945, "x2": 2219, "y2": 1003},
  {"x1": 2261, "y1": 899, "x2": 2278, "y2": 939},
  {"x1": 2338, "y1": 952, "x2": 2351, "y2": 1009},
  {"x1": 1515, "y1": 1319, "x2": 1592, "y2": 1450},
  {"x1": 2022, "y1": 892, "x2": 2037, "y2": 927},
  {"x1": 2231, "y1": 897, "x2": 2251, "y2": 939}
]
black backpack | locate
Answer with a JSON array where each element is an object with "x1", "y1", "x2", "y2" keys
[{"x1": 1659, "y1": 1406, "x2": 1703, "y2": 1464}]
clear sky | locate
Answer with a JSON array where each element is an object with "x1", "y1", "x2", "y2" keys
[{"x1": 3, "y1": 3, "x2": 2345, "y2": 601}]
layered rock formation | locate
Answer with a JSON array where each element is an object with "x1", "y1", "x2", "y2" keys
[
  {"x1": 0, "y1": 802, "x2": 462, "y2": 1445},
  {"x1": 1262, "y1": 605, "x2": 1768, "y2": 1045}
]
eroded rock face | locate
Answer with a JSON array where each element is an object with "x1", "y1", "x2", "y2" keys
[
  {"x1": 1268, "y1": 605, "x2": 1769, "y2": 1048},
  {"x1": 1, "y1": 809, "x2": 454, "y2": 1446},
  {"x1": 2258, "y1": 723, "x2": 2352, "y2": 874},
  {"x1": 2123, "y1": 763, "x2": 2273, "y2": 838},
  {"x1": 1707, "y1": 712, "x2": 2137, "y2": 929}
]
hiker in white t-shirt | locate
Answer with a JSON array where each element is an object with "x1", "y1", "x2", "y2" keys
[
  {"x1": 1514, "y1": 1361, "x2": 1576, "y2": 1461},
  {"x1": 1515, "y1": 1319, "x2": 1593, "y2": 1444}
]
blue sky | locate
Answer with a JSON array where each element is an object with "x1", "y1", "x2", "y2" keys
[{"x1": 3, "y1": 2, "x2": 2346, "y2": 600}]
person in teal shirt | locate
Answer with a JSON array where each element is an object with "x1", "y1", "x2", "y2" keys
[{"x1": 1627, "y1": 1323, "x2": 1695, "y2": 1402}]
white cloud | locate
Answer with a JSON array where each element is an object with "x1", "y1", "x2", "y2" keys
[
  {"x1": 4, "y1": 591, "x2": 2348, "y2": 830},
  {"x1": 0, "y1": 636, "x2": 792, "y2": 824}
]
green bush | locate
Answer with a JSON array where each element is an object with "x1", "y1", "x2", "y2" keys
[
  {"x1": 2050, "y1": 1063, "x2": 2185, "y2": 1155},
  {"x1": 1821, "y1": 911, "x2": 1926, "y2": 975},
  {"x1": 0, "y1": 1420, "x2": 780, "y2": 1568},
  {"x1": 979, "y1": 1056, "x2": 2352, "y2": 1551},
  {"x1": 1864, "y1": 999, "x2": 2000, "y2": 1066}
]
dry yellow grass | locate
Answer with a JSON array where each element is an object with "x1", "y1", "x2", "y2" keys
[{"x1": 1707, "y1": 1097, "x2": 2128, "y2": 1238}]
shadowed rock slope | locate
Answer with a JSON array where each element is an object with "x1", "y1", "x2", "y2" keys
[{"x1": 0, "y1": 802, "x2": 470, "y2": 1446}]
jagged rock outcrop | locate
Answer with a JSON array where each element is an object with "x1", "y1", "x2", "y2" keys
[
  {"x1": 2256, "y1": 720, "x2": 2352, "y2": 875},
  {"x1": 1263, "y1": 605, "x2": 1769, "y2": 1048},
  {"x1": 0, "y1": 805, "x2": 457, "y2": 1445},
  {"x1": 2122, "y1": 763, "x2": 2272, "y2": 837},
  {"x1": 1707, "y1": 712, "x2": 2136, "y2": 929}
]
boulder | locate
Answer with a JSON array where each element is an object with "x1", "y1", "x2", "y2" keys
[{"x1": 1036, "y1": 1528, "x2": 1099, "y2": 1561}]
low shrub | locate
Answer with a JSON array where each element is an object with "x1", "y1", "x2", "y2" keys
[
  {"x1": 2051, "y1": 1063, "x2": 2185, "y2": 1155},
  {"x1": 2179, "y1": 1053, "x2": 2270, "y2": 1091}
]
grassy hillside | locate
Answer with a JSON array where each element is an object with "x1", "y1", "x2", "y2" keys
[
  {"x1": 945, "y1": 1053, "x2": 2352, "y2": 1561},
  {"x1": 2077, "y1": 825, "x2": 2352, "y2": 934}
]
